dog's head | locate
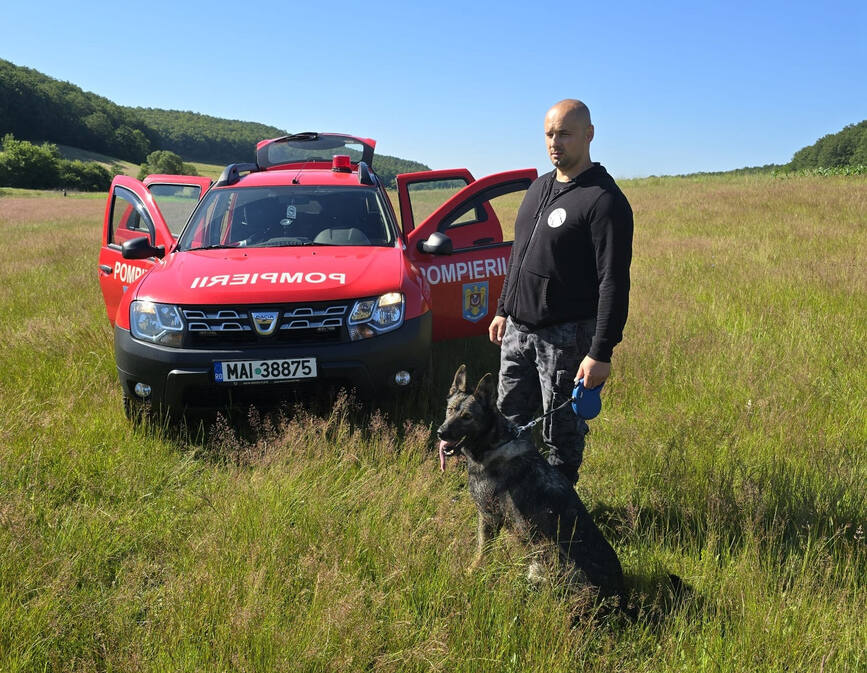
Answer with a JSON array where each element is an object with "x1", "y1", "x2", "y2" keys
[{"x1": 437, "y1": 364, "x2": 498, "y2": 460}]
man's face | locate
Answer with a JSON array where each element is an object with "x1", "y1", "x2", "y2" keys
[{"x1": 545, "y1": 106, "x2": 593, "y2": 176}]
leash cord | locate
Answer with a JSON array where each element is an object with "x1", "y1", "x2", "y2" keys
[{"x1": 514, "y1": 397, "x2": 575, "y2": 435}]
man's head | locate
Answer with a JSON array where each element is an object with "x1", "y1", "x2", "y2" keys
[{"x1": 544, "y1": 99, "x2": 594, "y2": 180}]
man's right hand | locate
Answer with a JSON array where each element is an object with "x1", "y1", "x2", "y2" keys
[{"x1": 488, "y1": 315, "x2": 507, "y2": 345}]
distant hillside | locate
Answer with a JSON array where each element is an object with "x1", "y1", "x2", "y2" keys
[
  {"x1": 787, "y1": 120, "x2": 867, "y2": 170},
  {"x1": 0, "y1": 58, "x2": 430, "y2": 185},
  {"x1": 0, "y1": 59, "x2": 155, "y2": 162},
  {"x1": 130, "y1": 107, "x2": 285, "y2": 165}
]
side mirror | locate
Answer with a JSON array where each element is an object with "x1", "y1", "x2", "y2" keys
[
  {"x1": 121, "y1": 236, "x2": 165, "y2": 260},
  {"x1": 417, "y1": 231, "x2": 453, "y2": 255}
]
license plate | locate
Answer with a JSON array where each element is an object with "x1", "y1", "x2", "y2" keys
[{"x1": 214, "y1": 357, "x2": 317, "y2": 383}]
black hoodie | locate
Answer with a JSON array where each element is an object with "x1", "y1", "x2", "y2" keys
[{"x1": 495, "y1": 164, "x2": 633, "y2": 362}]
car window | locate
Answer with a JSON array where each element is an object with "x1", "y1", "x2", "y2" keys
[
  {"x1": 407, "y1": 178, "x2": 478, "y2": 228},
  {"x1": 110, "y1": 187, "x2": 154, "y2": 246},
  {"x1": 147, "y1": 184, "x2": 202, "y2": 236}
]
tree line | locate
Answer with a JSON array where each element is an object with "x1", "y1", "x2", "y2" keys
[
  {"x1": 0, "y1": 134, "x2": 114, "y2": 191},
  {"x1": 787, "y1": 120, "x2": 867, "y2": 171},
  {"x1": 0, "y1": 58, "x2": 431, "y2": 188}
]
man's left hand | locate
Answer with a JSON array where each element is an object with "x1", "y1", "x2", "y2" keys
[{"x1": 575, "y1": 356, "x2": 610, "y2": 389}]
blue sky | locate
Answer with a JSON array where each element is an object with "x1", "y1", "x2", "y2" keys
[{"x1": 2, "y1": 0, "x2": 864, "y2": 179}]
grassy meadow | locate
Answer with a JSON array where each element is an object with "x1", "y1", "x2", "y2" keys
[{"x1": 0, "y1": 175, "x2": 865, "y2": 672}]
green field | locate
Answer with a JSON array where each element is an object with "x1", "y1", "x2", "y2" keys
[{"x1": 0, "y1": 174, "x2": 865, "y2": 672}]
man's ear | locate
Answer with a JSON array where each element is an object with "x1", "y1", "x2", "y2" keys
[
  {"x1": 474, "y1": 372, "x2": 496, "y2": 406},
  {"x1": 586, "y1": 124, "x2": 595, "y2": 143},
  {"x1": 450, "y1": 364, "x2": 468, "y2": 396}
]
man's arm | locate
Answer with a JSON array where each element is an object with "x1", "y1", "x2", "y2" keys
[
  {"x1": 488, "y1": 315, "x2": 507, "y2": 344},
  {"x1": 578, "y1": 190, "x2": 633, "y2": 386}
]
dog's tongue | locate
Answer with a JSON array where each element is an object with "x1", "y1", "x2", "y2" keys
[{"x1": 438, "y1": 440, "x2": 447, "y2": 472}]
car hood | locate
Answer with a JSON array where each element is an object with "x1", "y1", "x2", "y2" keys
[{"x1": 135, "y1": 246, "x2": 405, "y2": 305}]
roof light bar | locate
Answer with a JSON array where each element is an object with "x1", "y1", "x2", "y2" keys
[{"x1": 332, "y1": 155, "x2": 352, "y2": 173}]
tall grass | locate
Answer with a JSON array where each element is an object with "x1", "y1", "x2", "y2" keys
[{"x1": 0, "y1": 174, "x2": 864, "y2": 672}]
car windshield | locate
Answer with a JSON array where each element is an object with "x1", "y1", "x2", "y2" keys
[{"x1": 177, "y1": 186, "x2": 395, "y2": 251}]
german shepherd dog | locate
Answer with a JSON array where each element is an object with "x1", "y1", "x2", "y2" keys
[{"x1": 438, "y1": 365, "x2": 626, "y2": 602}]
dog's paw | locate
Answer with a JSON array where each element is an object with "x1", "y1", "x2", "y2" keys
[{"x1": 527, "y1": 559, "x2": 548, "y2": 585}]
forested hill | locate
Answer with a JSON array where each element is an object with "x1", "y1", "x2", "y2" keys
[
  {"x1": 130, "y1": 107, "x2": 286, "y2": 164},
  {"x1": 0, "y1": 59, "x2": 156, "y2": 162},
  {"x1": 0, "y1": 59, "x2": 430, "y2": 184},
  {"x1": 130, "y1": 107, "x2": 431, "y2": 184},
  {"x1": 787, "y1": 120, "x2": 867, "y2": 170}
]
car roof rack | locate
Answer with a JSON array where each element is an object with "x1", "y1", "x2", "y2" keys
[{"x1": 215, "y1": 162, "x2": 260, "y2": 187}]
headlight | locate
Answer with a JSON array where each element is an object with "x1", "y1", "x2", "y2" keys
[
  {"x1": 130, "y1": 300, "x2": 184, "y2": 347},
  {"x1": 348, "y1": 292, "x2": 404, "y2": 341}
]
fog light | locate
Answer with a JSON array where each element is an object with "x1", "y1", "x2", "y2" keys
[
  {"x1": 134, "y1": 382, "x2": 152, "y2": 399},
  {"x1": 394, "y1": 370, "x2": 411, "y2": 386}
]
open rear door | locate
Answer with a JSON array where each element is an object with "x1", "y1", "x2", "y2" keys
[
  {"x1": 404, "y1": 168, "x2": 537, "y2": 340},
  {"x1": 142, "y1": 174, "x2": 211, "y2": 237}
]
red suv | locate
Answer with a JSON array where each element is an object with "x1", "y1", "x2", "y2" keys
[{"x1": 97, "y1": 133, "x2": 535, "y2": 419}]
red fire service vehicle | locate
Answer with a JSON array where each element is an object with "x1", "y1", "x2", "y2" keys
[{"x1": 97, "y1": 133, "x2": 536, "y2": 419}]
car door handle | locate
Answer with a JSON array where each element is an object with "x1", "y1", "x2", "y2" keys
[
  {"x1": 98, "y1": 264, "x2": 112, "y2": 274},
  {"x1": 473, "y1": 237, "x2": 495, "y2": 246}
]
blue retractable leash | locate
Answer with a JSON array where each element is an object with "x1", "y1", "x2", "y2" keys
[
  {"x1": 514, "y1": 378, "x2": 604, "y2": 435},
  {"x1": 571, "y1": 378, "x2": 604, "y2": 420}
]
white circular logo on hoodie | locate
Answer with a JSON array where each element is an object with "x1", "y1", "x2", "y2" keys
[{"x1": 547, "y1": 208, "x2": 567, "y2": 228}]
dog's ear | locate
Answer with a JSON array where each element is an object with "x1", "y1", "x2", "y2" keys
[
  {"x1": 449, "y1": 364, "x2": 469, "y2": 395},
  {"x1": 474, "y1": 372, "x2": 496, "y2": 406}
]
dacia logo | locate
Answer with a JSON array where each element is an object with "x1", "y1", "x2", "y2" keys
[{"x1": 251, "y1": 311, "x2": 280, "y2": 336}]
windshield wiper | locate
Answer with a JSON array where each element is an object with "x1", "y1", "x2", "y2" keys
[{"x1": 186, "y1": 244, "x2": 238, "y2": 251}]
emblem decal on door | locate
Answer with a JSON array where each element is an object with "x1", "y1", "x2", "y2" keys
[{"x1": 462, "y1": 281, "x2": 488, "y2": 323}]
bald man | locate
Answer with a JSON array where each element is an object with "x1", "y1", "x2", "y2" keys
[{"x1": 488, "y1": 99, "x2": 633, "y2": 484}]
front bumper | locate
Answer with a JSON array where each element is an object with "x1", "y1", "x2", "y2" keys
[{"x1": 114, "y1": 311, "x2": 432, "y2": 416}]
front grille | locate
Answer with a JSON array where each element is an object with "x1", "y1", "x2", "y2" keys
[{"x1": 182, "y1": 302, "x2": 351, "y2": 347}]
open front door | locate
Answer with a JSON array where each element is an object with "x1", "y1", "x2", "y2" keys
[
  {"x1": 404, "y1": 168, "x2": 537, "y2": 340},
  {"x1": 97, "y1": 176, "x2": 177, "y2": 325}
]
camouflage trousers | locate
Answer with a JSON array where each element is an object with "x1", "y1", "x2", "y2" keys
[{"x1": 497, "y1": 316, "x2": 596, "y2": 483}]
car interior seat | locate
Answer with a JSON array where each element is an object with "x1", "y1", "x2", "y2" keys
[{"x1": 312, "y1": 228, "x2": 371, "y2": 245}]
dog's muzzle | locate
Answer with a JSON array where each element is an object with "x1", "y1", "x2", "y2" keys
[
  {"x1": 436, "y1": 426, "x2": 465, "y2": 452},
  {"x1": 436, "y1": 430, "x2": 464, "y2": 472}
]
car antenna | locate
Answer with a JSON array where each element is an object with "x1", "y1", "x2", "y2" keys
[{"x1": 293, "y1": 159, "x2": 314, "y2": 184}]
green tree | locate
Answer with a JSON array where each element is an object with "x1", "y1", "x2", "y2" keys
[
  {"x1": 138, "y1": 150, "x2": 199, "y2": 179},
  {"x1": 0, "y1": 134, "x2": 60, "y2": 188},
  {"x1": 58, "y1": 159, "x2": 112, "y2": 191},
  {"x1": 788, "y1": 120, "x2": 867, "y2": 169},
  {"x1": 115, "y1": 126, "x2": 152, "y2": 163},
  {"x1": 0, "y1": 134, "x2": 115, "y2": 191}
]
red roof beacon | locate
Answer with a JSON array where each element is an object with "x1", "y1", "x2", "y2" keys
[{"x1": 332, "y1": 155, "x2": 352, "y2": 173}]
